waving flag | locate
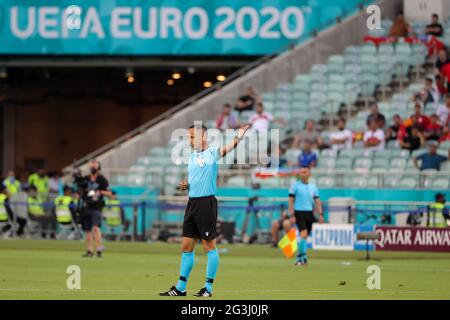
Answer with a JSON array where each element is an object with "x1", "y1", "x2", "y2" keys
[{"x1": 278, "y1": 228, "x2": 298, "y2": 258}]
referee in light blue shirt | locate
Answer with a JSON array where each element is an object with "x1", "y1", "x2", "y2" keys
[
  {"x1": 160, "y1": 122, "x2": 249, "y2": 298},
  {"x1": 288, "y1": 167, "x2": 323, "y2": 266}
]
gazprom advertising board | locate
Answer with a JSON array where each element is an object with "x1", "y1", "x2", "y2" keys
[{"x1": 0, "y1": 0, "x2": 369, "y2": 55}]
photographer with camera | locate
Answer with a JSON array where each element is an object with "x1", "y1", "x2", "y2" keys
[{"x1": 74, "y1": 160, "x2": 112, "y2": 258}]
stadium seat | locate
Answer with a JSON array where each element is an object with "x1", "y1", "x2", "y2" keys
[
  {"x1": 285, "y1": 148, "x2": 301, "y2": 164},
  {"x1": 384, "y1": 176, "x2": 400, "y2": 188},
  {"x1": 390, "y1": 158, "x2": 407, "y2": 170},
  {"x1": 431, "y1": 178, "x2": 450, "y2": 189},
  {"x1": 372, "y1": 158, "x2": 390, "y2": 169},
  {"x1": 318, "y1": 158, "x2": 336, "y2": 169},
  {"x1": 398, "y1": 177, "x2": 418, "y2": 189},
  {"x1": 335, "y1": 158, "x2": 353, "y2": 169},
  {"x1": 353, "y1": 158, "x2": 372, "y2": 170},
  {"x1": 321, "y1": 149, "x2": 338, "y2": 158},
  {"x1": 317, "y1": 176, "x2": 335, "y2": 188}
]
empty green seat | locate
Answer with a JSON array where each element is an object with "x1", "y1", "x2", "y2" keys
[
  {"x1": 431, "y1": 178, "x2": 450, "y2": 189},
  {"x1": 317, "y1": 176, "x2": 335, "y2": 188},
  {"x1": 390, "y1": 158, "x2": 407, "y2": 169},
  {"x1": 335, "y1": 158, "x2": 353, "y2": 169},
  {"x1": 384, "y1": 177, "x2": 400, "y2": 188},
  {"x1": 318, "y1": 158, "x2": 336, "y2": 169},
  {"x1": 354, "y1": 158, "x2": 372, "y2": 170},
  {"x1": 398, "y1": 177, "x2": 418, "y2": 189}
]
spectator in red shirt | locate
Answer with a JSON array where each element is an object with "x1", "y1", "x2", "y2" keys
[
  {"x1": 412, "y1": 103, "x2": 430, "y2": 130},
  {"x1": 425, "y1": 114, "x2": 443, "y2": 141},
  {"x1": 441, "y1": 63, "x2": 450, "y2": 89},
  {"x1": 435, "y1": 75, "x2": 448, "y2": 96},
  {"x1": 435, "y1": 49, "x2": 449, "y2": 72},
  {"x1": 386, "y1": 114, "x2": 404, "y2": 142}
]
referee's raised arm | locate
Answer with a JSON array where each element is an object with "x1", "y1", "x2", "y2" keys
[{"x1": 219, "y1": 124, "x2": 250, "y2": 157}]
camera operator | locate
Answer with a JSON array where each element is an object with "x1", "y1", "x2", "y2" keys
[{"x1": 74, "y1": 160, "x2": 112, "y2": 258}]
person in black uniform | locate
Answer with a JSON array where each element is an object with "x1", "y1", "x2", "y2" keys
[{"x1": 74, "y1": 160, "x2": 111, "y2": 257}]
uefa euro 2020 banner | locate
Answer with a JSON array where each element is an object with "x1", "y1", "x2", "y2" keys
[{"x1": 0, "y1": 0, "x2": 367, "y2": 55}]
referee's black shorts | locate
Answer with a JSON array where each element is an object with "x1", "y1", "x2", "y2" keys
[
  {"x1": 294, "y1": 211, "x2": 316, "y2": 235},
  {"x1": 182, "y1": 195, "x2": 218, "y2": 241}
]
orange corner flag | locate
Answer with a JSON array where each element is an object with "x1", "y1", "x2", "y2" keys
[{"x1": 278, "y1": 228, "x2": 298, "y2": 258}]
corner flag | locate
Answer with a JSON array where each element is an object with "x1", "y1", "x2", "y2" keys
[{"x1": 278, "y1": 228, "x2": 298, "y2": 258}]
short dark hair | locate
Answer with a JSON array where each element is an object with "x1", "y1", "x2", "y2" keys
[
  {"x1": 63, "y1": 185, "x2": 72, "y2": 193},
  {"x1": 188, "y1": 124, "x2": 208, "y2": 131},
  {"x1": 223, "y1": 103, "x2": 231, "y2": 108},
  {"x1": 432, "y1": 13, "x2": 439, "y2": 19}
]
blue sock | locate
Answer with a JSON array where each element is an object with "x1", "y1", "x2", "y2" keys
[
  {"x1": 175, "y1": 251, "x2": 195, "y2": 292},
  {"x1": 297, "y1": 238, "x2": 307, "y2": 262},
  {"x1": 205, "y1": 249, "x2": 219, "y2": 292}
]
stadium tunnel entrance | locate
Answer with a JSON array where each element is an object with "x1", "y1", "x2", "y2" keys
[{"x1": 0, "y1": 58, "x2": 254, "y2": 175}]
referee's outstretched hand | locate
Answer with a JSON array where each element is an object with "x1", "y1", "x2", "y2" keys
[
  {"x1": 236, "y1": 124, "x2": 251, "y2": 140},
  {"x1": 178, "y1": 180, "x2": 188, "y2": 191}
]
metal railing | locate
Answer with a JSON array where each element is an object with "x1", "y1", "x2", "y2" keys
[
  {"x1": 1, "y1": 194, "x2": 446, "y2": 242},
  {"x1": 97, "y1": 167, "x2": 450, "y2": 191}
]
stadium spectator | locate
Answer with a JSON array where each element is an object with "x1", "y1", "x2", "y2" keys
[
  {"x1": 366, "y1": 103, "x2": 386, "y2": 129},
  {"x1": 235, "y1": 86, "x2": 260, "y2": 113},
  {"x1": 3, "y1": 170, "x2": 21, "y2": 195},
  {"x1": 389, "y1": 12, "x2": 412, "y2": 38},
  {"x1": 27, "y1": 185, "x2": 55, "y2": 239},
  {"x1": 425, "y1": 14, "x2": 444, "y2": 37},
  {"x1": 413, "y1": 142, "x2": 449, "y2": 171},
  {"x1": 437, "y1": 96, "x2": 450, "y2": 127},
  {"x1": 425, "y1": 114, "x2": 443, "y2": 141},
  {"x1": 329, "y1": 118, "x2": 353, "y2": 151},
  {"x1": 442, "y1": 62, "x2": 450, "y2": 89},
  {"x1": 215, "y1": 103, "x2": 239, "y2": 131},
  {"x1": 28, "y1": 168, "x2": 49, "y2": 197},
  {"x1": 412, "y1": 103, "x2": 430, "y2": 130},
  {"x1": 399, "y1": 125, "x2": 425, "y2": 152},
  {"x1": 435, "y1": 49, "x2": 449, "y2": 72},
  {"x1": 297, "y1": 140, "x2": 317, "y2": 168},
  {"x1": 414, "y1": 78, "x2": 440, "y2": 106},
  {"x1": 248, "y1": 102, "x2": 274, "y2": 132},
  {"x1": 271, "y1": 212, "x2": 295, "y2": 248},
  {"x1": 0, "y1": 185, "x2": 13, "y2": 236},
  {"x1": 386, "y1": 114, "x2": 404, "y2": 142},
  {"x1": 363, "y1": 119, "x2": 385, "y2": 151},
  {"x1": 435, "y1": 75, "x2": 447, "y2": 96},
  {"x1": 428, "y1": 193, "x2": 450, "y2": 227},
  {"x1": 291, "y1": 119, "x2": 323, "y2": 149},
  {"x1": 48, "y1": 171, "x2": 62, "y2": 195}
]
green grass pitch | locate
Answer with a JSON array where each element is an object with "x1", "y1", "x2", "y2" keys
[{"x1": 0, "y1": 239, "x2": 449, "y2": 300}]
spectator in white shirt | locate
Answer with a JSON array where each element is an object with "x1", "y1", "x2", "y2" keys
[
  {"x1": 364, "y1": 119, "x2": 386, "y2": 151},
  {"x1": 329, "y1": 118, "x2": 353, "y2": 151},
  {"x1": 437, "y1": 96, "x2": 450, "y2": 127},
  {"x1": 248, "y1": 102, "x2": 274, "y2": 132}
]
